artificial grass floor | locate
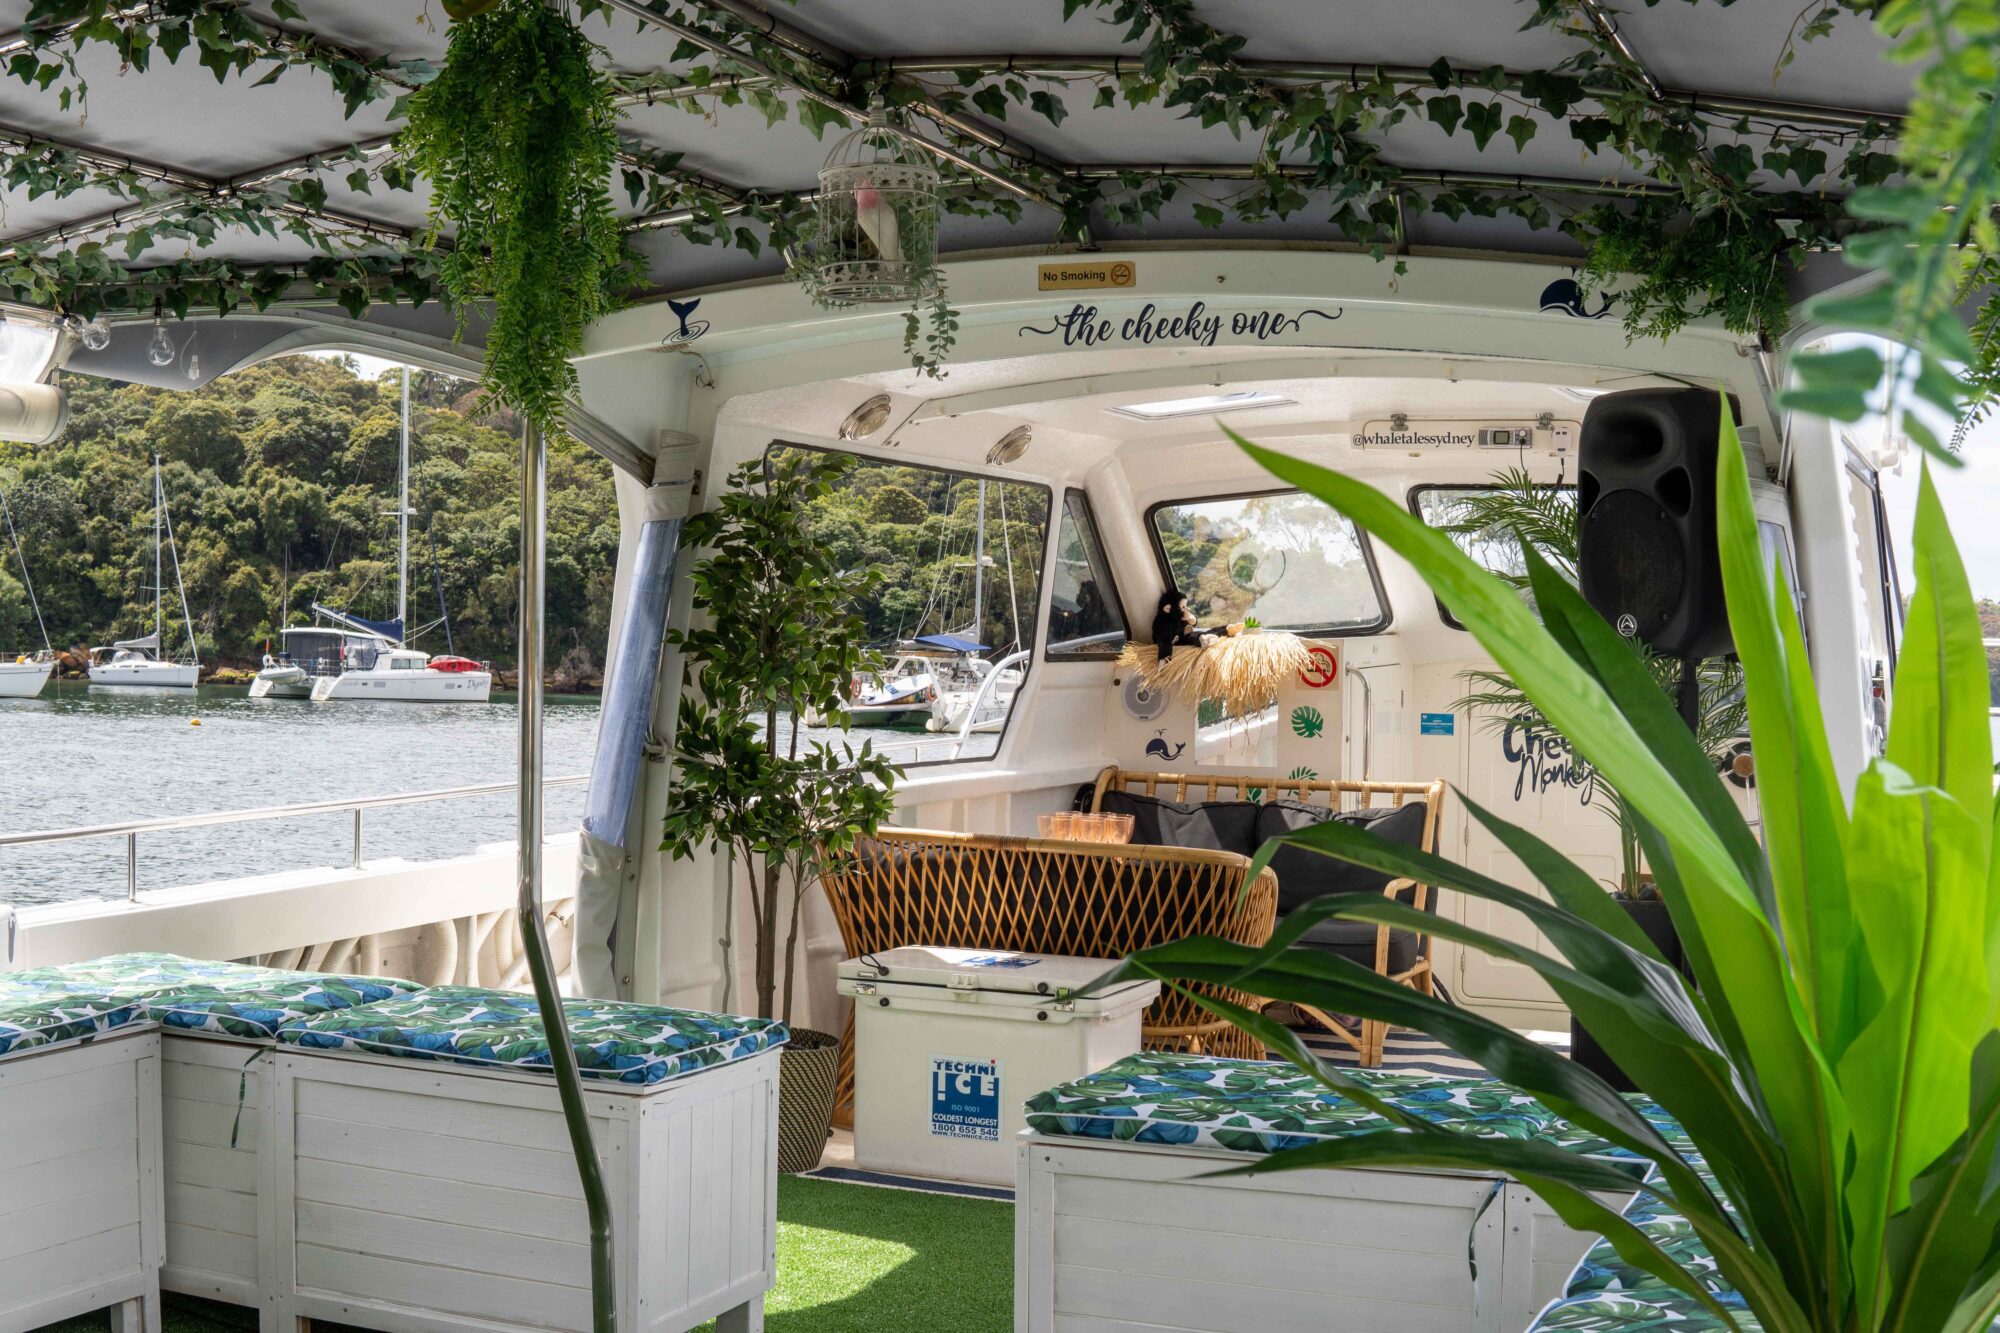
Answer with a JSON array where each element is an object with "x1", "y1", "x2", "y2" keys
[{"x1": 34, "y1": 1175, "x2": 1013, "y2": 1333}]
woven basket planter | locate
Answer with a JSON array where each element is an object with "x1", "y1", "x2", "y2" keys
[{"x1": 777, "y1": 1027, "x2": 841, "y2": 1174}]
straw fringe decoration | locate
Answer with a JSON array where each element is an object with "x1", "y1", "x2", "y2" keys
[{"x1": 1116, "y1": 630, "x2": 1320, "y2": 716}]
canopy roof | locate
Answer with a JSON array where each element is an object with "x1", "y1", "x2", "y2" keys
[{"x1": 0, "y1": 1, "x2": 1909, "y2": 386}]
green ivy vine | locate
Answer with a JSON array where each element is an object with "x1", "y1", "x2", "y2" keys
[
  {"x1": 3, "y1": 0, "x2": 1993, "y2": 418},
  {"x1": 400, "y1": 0, "x2": 637, "y2": 434}
]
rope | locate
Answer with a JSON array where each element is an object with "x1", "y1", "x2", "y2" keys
[
  {"x1": 0, "y1": 487, "x2": 51, "y2": 655},
  {"x1": 158, "y1": 478, "x2": 200, "y2": 665}
]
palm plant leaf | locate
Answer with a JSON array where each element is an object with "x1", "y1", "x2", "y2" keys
[{"x1": 1106, "y1": 408, "x2": 2000, "y2": 1331}]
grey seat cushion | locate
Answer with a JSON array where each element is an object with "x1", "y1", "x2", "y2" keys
[
  {"x1": 1296, "y1": 916, "x2": 1423, "y2": 974},
  {"x1": 1257, "y1": 800, "x2": 1430, "y2": 914},
  {"x1": 1258, "y1": 800, "x2": 1433, "y2": 975},
  {"x1": 1099, "y1": 789, "x2": 1261, "y2": 857}
]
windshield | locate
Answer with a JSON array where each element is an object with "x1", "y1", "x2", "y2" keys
[{"x1": 1150, "y1": 491, "x2": 1386, "y2": 633}]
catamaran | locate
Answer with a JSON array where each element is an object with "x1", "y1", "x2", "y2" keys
[
  {"x1": 0, "y1": 6, "x2": 1984, "y2": 1333},
  {"x1": 250, "y1": 367, "x2": 492, "y2": 704},
  {"x1": 87, "y1": 456, "x2": 199, "y2": 689}
]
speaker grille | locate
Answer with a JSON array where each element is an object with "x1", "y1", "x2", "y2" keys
[{"x1": 1578, "y1": 489, "x2": 1685, "y2": 644}]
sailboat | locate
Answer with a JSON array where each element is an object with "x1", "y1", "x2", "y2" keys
[
  {"x1": 927, "y1": 479, "x2": 1025, "y2": 733},
  {"x1": 257, "y1": 367, "x2": 492, "y2": 704},
  {"x1": 0, "y1": 483, "x2": 54, "y2": 698},
  {"x1": 87, "y1": 455, "x2": 199, "y2": 688}
]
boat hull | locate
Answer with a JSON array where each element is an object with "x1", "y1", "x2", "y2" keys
[
  {"x1": 0, "y1": 659, "x2": 53, "y2": 697},
  {"x1": 311, "y1": 669, "x2": 493, "y2": 703},
  {"x1": 88, "y1": 661, "x2": 199, "y2": 688}
]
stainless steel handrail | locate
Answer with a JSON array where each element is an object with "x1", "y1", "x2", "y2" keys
[
  {"x1": 0, "y1": 774, "x2": 590, "y2": 847},
  {"x1": 0, "y1": 773, "x2": 589, "y2": 900}
]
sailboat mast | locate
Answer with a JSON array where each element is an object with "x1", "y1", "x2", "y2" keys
[
  {"x1": 972, "y1": 479, "x2": 986, "y2": 646},
  {"x1": 398, "y1": 364, "x2": 410, "y2": 639},
  {"x1": 153, "y1": 454, "x2": 162, "y2": 648}
]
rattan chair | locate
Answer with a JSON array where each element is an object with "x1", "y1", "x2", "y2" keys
[
  {"x1": 1089, "y1": 766, "x2": 1448, "y2": 1067},
  {"x1": 817, "y1": 826, "x2": 1278, "y2": 1125}
]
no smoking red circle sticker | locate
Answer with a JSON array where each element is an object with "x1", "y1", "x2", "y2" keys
[{"x1": 1299, "y1": 645, "x2": 1338, "y2": 689}]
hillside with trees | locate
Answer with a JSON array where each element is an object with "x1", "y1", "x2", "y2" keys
[{"x1": 0, "y1": 355, "x2": 615, "y2": 674}]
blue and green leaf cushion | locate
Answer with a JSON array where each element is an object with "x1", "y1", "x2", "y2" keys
[
  {"x1": 3, "y1": 952, "x2": 420, "y2": 1041},
  {"x1": 0, "y1": 972, "x2": 148, "y2": 1059},
  {"x1": 1022, "y1": 1050, "x2": 1600, "y2": 1155},
  {"x1": 1528, "y1": 1110, "x2": 1749, "y2": 1331},
  {"x1": 274, "y1": 985, "x2": 788, "y2": 1086}
]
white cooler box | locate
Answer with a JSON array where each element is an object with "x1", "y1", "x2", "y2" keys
[{"x1": 836, "y1": 947, "x2": 1160, "y2": 1186}]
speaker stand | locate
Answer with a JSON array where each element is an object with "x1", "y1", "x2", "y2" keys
[{"x1": 1676, "y1": 657, "x2": 1701, "y2": 733}]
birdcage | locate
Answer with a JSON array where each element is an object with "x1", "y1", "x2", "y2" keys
[{"x1": 809, "y1": 99, "x2": 941, "y2": 305}]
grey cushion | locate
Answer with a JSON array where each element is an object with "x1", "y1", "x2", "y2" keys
[
  {"x1": 1296, "y1": 917, "x2": 1423, "y2": 974},
  {"x1": 1099, "y1": 790, "x2": 1261, "y2": 858},
  {"x1": 1257, "y1": 801, "x2": 1430, "y2": 915}
]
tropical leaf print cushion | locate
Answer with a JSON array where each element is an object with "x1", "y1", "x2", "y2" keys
[
  {"x1": 1530, "y1": 1107, "x2": 1749, "y2": 1331},
  {"x1": 4, "y1": 952, "x2": 420, "y2": 1040},
  {"x1": 275, "y1": 985, "x2": 788, "y2": 1085},
  {"x1": 0, "y1": 974, "x2": 149, "y2": 1057},
  {"x1": 1023, "y1": 1050, "x2": 1576, "y2": 1155}
]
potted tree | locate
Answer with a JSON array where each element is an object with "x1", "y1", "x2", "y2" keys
[
  {"x1": 660, "y1": 451, "x2": 901, "y2": 1173},
  {"x1": 1442, "y1": 472, "x2": 1744, "y2": 1088}
]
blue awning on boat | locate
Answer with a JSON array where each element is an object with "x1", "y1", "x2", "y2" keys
[
  {"x1": 912, "y1": 634, "x2": 988, "y2": 654},
  {"x1": 309, "y1": 602, "x2": 402, "y2": 643}
]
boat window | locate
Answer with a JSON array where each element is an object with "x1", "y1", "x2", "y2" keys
[
  {"x1": 768, "y1": 443, "x2": 1051, "y2": 767},
  {"x1": 1148, "y1": 490, "x2": 1388, "y2": 635},
  {"x1": 1045, "y1": 490, "x2": 1128, "y2": 660},
  {"x1": 1410, "y1": 483, "x2": 1575, "y2": 630}
]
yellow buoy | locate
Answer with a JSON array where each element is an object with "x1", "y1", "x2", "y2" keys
[{"x1": 189, "y1": 718, "x2": 202, "y2": 727}]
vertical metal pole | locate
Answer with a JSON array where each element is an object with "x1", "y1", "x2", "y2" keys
[
  {"x1": 153, "y1": 456, "x2": 162, "y2": 650},
  {"x1": 515, "y1": 420, "x2": 617, "y2": 1333},
  {"x1": 125, "y1": 832, "x2": 137, "y2": 901},
  {"x1": 352, "y1": 808, "x2": 364, "y2": 870},
  {"x1": 398, "y1": 366, "x2": 411, "y2": 637}
]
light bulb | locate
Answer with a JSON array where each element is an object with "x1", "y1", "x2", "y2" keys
[
  {"x1": 79, "y1": 318, "x2": 110, "y2": 351},
  {"x1": 147, "y1": 317, "x2": 175, "y2": 367},
  {"x1": 185, "y1": 352, "x2": 200, "y2": 381}
]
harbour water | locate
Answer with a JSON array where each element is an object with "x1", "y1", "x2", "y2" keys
[
  {"x1": 1, "y1": 684, "x2": 992, "y2": 906},
  {"x1": 1, "y1": 684, "x2": 602, "y2": 906}
]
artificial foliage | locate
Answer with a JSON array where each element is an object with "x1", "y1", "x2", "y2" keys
[
  {"x1": 659, "y1": 454, "x2": 902, "y2": 1024},
  {"x1": 1782, "y1": 0, "x2": 2000, "y2": 458},
  {"x1": 1, "y1": 0, "x2": 1995, "y2": 416},
  {"x1": 1113, "y1": 407, "x2": 2000, "y2": 1331},
  {"x1": 399, "y1": 0, "x2": 636, "y2": 435}
]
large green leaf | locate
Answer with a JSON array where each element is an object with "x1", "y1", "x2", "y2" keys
[
  {"x1": 1887, "y1": 463, "x2": 1997, "y2": 852},
  {"x1": 1840, "y1": 765, "x2": 1989, "y2": 1325},
  {"x1": 1456, "y1": 790, "x2": 1670, "y2": 965},
  {"x1": 1882, "y1": 1035, "x2": 2000, "y2": 1332},
  {"x1": 1714, "y1": 399, "x2": 1852, "y2": 1052},
  {"x1": 1703, "y1": 403, "x2": 1851, "y2": 1315}
]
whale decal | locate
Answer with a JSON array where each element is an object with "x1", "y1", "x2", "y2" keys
[
  {"x1": 1144, "y1": 737, "x2": 1187, "y2": 762},
  {"x1": 660, "y1": 296, "x2": 711, "y2": 348},
  {"x1": 1538, "y1": 277, "x2": 1616, "y2": 320}
]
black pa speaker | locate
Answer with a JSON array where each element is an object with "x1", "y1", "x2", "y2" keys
[{"x1": 1576, "y1": 387, "x2": 1737, "y2": 660}]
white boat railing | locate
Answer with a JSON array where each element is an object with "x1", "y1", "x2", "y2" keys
[
  {"x1": 944, "y1": 647, "x2": 1031, "y2": 760},
  {"x1": 0, "y1": 774, "x2": 588, "y2": 902}
]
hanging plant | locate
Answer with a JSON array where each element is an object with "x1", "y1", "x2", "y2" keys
[{"x1": 400, "y1": 0, "x2": 638, "y2": 434}]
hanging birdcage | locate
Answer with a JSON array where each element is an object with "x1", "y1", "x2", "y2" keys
[{"x1": 809, "y1": 99, "x2": 941, "y2": 306}]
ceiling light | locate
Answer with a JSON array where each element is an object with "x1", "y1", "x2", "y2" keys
[
  {"x1": 1107, "y1": 390, "x2": 1293, "y2": 421},
  {"x1": 986, "y1": 425, "x2": 1031, "y2": 466},
  {"x1": 839, "y1": 393, "x2": 893, "y2": 441}
]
